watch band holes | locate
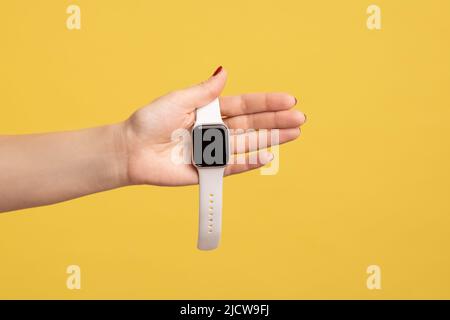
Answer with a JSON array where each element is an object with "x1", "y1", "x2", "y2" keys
[{"x1": 207, "y1": 193, "x2": 215, "y2": 233}]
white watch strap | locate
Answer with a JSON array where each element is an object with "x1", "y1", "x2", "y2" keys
[
  {"x1": 197, "y1": 167, "x2": 224, "y2": 250},
  {"x1": 194, "y1": 98, "x2": 223, "y2": 126},
  {"x1": 195, "y1": 98, "x2": 225, "y2": 250}
]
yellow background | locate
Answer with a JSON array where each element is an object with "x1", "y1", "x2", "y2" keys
[{"x1": 1, "y1": 0, "x2": 450, "y2": 299}]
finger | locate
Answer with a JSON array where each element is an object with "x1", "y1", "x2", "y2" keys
[
  {"x1": 225, "y1": 151, "x2": 274, "y2": 176},
  {"x1": 230, "y1": 128, "x2": 300, "y2": 154},
  {"x1": 220, "y1": 93, "x2": 297, "y2": 117},
  {"x1": 173, "y1": 66, "x2": 227, "y2": 111},
  {"x1": 224, "y1": 109, "x2": 306, "y2": 130}
]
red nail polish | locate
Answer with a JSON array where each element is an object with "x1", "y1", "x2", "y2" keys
[{"x1": 212, "y1": 66, "x2": 222, "y2": 76}]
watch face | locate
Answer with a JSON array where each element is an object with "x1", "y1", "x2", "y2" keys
[{"x1": 192, "y1": 124, "x2": 229, "y2": 167}]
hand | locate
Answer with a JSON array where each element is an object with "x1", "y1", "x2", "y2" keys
[
  {"x1": 0, "y1": 67, "x2": 306, "y2": 212},
  {"x1": 121, "y1": 67, "x2": 306, "y2": 186}
]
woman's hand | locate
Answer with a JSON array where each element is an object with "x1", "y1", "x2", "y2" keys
[
  {"x1": 121, "y1": 66, "x2": 306, "y2": 186},
  {"x1": 0, "y1": 66, "x2": 306, "y2": 212}
]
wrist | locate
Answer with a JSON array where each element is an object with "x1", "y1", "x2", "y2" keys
[{"x1": 107, "y1": 122, "x2": 131, "y2": 188}]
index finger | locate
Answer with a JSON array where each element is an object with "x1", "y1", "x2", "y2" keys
[{"x1": 219, "y1": 93, "x2": 297, "y2": 117}]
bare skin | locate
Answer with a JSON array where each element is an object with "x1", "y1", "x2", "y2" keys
[{"x1": 0, "y1": 67, "x2": 306, "y2": 213}]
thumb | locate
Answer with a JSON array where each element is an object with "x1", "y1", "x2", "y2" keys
[{"x1": 176, "y1": 66, "x2": 227, "y2": 110}]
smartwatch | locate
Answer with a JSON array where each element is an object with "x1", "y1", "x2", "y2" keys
[{"x1": 192, "y1": 98, "x2": 230, "y2": 250}]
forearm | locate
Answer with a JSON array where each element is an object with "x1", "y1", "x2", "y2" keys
[{"x1": 0, "y1": 123, "x2": 129, "y2": 213}]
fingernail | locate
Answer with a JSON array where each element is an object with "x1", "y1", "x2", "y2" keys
[
  {"x1": 212, "y1": 66, "x2": 222, "y2": 77},
  {"x1": 261, "y1": 152, "x2": 274, "y2": 165},
  {"x1": 304, "y1": 113, "x2": 307, "y2": 123},
  {"x1": 294, "y1": 97, "x2": 298, "y2": 105}
]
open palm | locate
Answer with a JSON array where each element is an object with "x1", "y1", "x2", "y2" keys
[{"x1": 122, "y1": 67, "x2": 306, "y2": 186}]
